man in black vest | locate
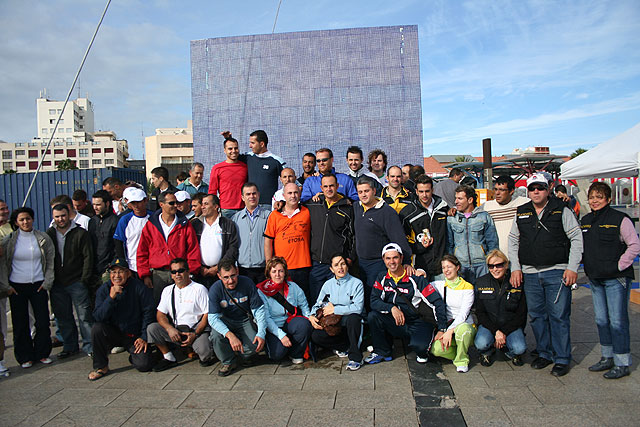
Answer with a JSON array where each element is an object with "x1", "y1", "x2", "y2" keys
[{"x1": 508, "y1": 173, "x2": 583, "y2": 377}]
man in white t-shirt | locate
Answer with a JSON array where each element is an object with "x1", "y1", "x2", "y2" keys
[
  {"x1": 147, "y1": 258, "x2": 213, "y2": 371},
  {"x1": 113, "y1": 188, "x2": 151, "y2": 274},
  {"x1": 481, "y1": 176, "x2": 529, "y2": 255}
]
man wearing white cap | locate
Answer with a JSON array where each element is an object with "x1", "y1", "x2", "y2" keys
[
  {"x1": 113, "y1": 188, "x2": 152, "y2": 276},
  {"x1": 365, "y1": 243, "x2": 448, "y2": 365},
  {"x1": 508, "y1": 172, "x2": 583, "y2": 377},
  {"x1": 175, "y1": 190, "x2": 194, "y2": 220}
]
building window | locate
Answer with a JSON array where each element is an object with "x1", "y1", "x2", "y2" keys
[
  {"x1": 15, "y1": 150, "x2": 25, "y2": 156},
  {"x1": 49, "y1": 119, "x2": 55, "y2": 124},
  {"x1": 29, "y1": 161, "x2": 38, "y2": 170},
  {"x1": 54, "y1": 141, "x2": 64, "y2": 146},
  {"x1": 66, "y1": 138, "x2": 72, "y2": 142},
  {"x1": 54, "y1": 149, "x2": 63, "y2": 155},
  {"x1": 58, "y1": 119, "x2": 64, "y2": 124},
  {"x1": 41, "y1": 149, "x2": 51, "y2": 155},
  {"x1": 42, "y1": 128, "x2": 48, "y2": 134},
  {"x1": 79, "y1": 125, "x2": 84, "y2": 130},
  {"x1": 66, "y1": 141, "x2": 75, "y2": 146},
  {"x1": 79, "y1": 141, "x2": 88, "y2": 145},
  {"x1": 92, "y1": 141, "x2": 100, "y2": 145},
  {"x1": 92, "y1": 159, "x2": 102, "y2": 166},
  {"x1": 58, "y1": 128, "x2": 64, "y2": 133},
  {"x1": 42, "y1": 161, "x2": 51, "y2": 166},
  {"x1": 67, "y1": 149, "x2": 76, "y2": 157},
  {"x1": 66, "y1": 128, "x2": 72, "y2": 133},
  {"x1": 28, "y1": 142, "x2": 38, "y2": 147},
  {"x1": 3, "y1": 162, "x2": 12, "y2": 170},
  {"x1": 79, "y1": 115, "x2": 84, "y2": 120},
  {"x1": 28, "y1": 150, "x2": 38, "y2": 158},
  {"x1": 105, "y1": 159, "x2": 114, "y2": 165},
  {"x1": 104, "y1": 148, "x2": 114, "y2": 153},
  {"x1": 79, "y1": 149, "x2": 88, "y2": 157},
  {"x1": 79, "y1": 160, "x2": 89, "y2": 168},
  {"x1": 160, "y1": 143, "x2": 194, "y2": 149},
  {"x1": 16, "y1": 161, "x2": 25, "y2": 167},
  {"x1": 2, "y1": 151, "x2": 12, "y2": 159},
  {"x1": 92, "y1": 148, "x2": 101, "y2": 154},
  {"x1": 15, "y1": 143, "x2": 24, "y2": 147},
  {"x1": 49, "y1": 109, "x2": 56, "y2": 115}
]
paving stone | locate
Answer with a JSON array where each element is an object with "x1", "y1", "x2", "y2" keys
[
  {"x1": 233, "y1": 360, "x2": 279, "y2": 375},
  {"x1": 303, "y1": 372, "x2": 374, "y2": 390},
  {"x1": 480, "y1": 370, "x2": 562, "y2": 387},
  {"x1": 589, "y1": 402, "x2": 640, "y2": 425},
  {"x1": 373, "y1": 371, "x2": 413, "y2": 390},
  {"x1": 181, "y1": 391, "x2": 263, "y2": 409},
  {"x1": 44, "y1": 406, "x2": 138, "y2": 426},
  {"x1": 414, "y1": 395, "x2": 444, "y2": 409},
  {"x1": 460, "y1": 407, "x2": 512, "y2": 427},
  {"x1": 444, "y1": 371, "x2": 489, "y2": 389},
  {"x1": 255, "y1": 390, "x2": 335, "y2": 409},
  {"x1": 233, "y1": 373, "x2": 306, "y2": 390},
  {"x1": 410, "y1": 377, "x2": 453, "y2": 397},
  {"x1": 39, "y1": 388, "x2": 125, "y2": 407},
  {"x1": 109, "y1": 389, "x2": 192, "y2": 408},
  {"x1": 454, "y1": 386, "x2": 540, "y2": 408},
  {"x1": 354, "y1": 357, "x2": 408, "y2": 374},
  {"x1": 276, "y1": 358, "x2": 343, "y2": 375},
  {"x1": 36, "y1": 371, "x2": 117, "y2": 389},
  {"x1": 163, "y1": 373, "x2": 238, "y2": 390},
  {"x1": 502, "y1": 404, "x2": 602, "y2": 426},
  {"x1": 48, "y1": 355, "x2": 95, "y2": 373},
  {"x1": 417, "y1": 408, "x2": 466, "y2": 427},
  {"x1": 529, "y1": 382, "x2": 638, "y2": 404},
  {"x1": 122, "y1": 408, "x2": 213, "y2": 426},
  {"x1": 289, "y1": 409, "x2": 373, "y2": 427},
  {"x1": 161, "y1": 358, "x2": 216, "y2": 374},
  {"x1": 0, "y1": 369, "x2": 57, "y2": 389},
  {"x1": 203, "y1": 409, "x2": 290, "y2": 427},
  {"x1": 374, "y1": 408, "x2": 419, "y2": 426},
  {"x1": 99, "y1": 372, "x2": 176, "y2": 389},
  {"x1": 334, "y1": 390, "x2": 414, "y2": 409},
  {"x1": 1, "y1": 405, "x2": 66, "y2": 427}
]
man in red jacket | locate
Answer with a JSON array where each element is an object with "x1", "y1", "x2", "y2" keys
[{"x1": 137, "y1": 192, "x2": 201, "y2": 305}]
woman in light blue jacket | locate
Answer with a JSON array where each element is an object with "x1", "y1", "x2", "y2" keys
[{"x1": 256, "y1": 257, "x2": 311, "y2": 364}]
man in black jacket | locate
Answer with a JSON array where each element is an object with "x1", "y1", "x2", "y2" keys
[
  {"x1": 47, "y1": 204, "x2": 95, "y2": 358},
  {"x1": 149, "y1": 166, "x2": 178, "y2": 212},
  {"x1": 88, "y1": 190, "x2": 118, "y2": 286},
  {"x1": 305, "y1": 174, "x2": 356, "y2": 303},
  {"x1": 88, "y1": 257, "x2": 155, "y2": 380}
]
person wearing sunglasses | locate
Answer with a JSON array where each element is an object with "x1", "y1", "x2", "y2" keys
[
  {"x1": 508, "y1": 173, "x2": 583, "y2": 377},
  {"x1": 474, "y1": 250, "x2": 527, "y2": 367},
  {"x1": 300, "y1": 148, "x2": 358, "y2": 203},
  {"x1": 113, "y1": 188, "x2": 152, "y2": 277}
]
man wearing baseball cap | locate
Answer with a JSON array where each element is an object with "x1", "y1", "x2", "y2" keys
[
  {"x1": 508, "y1": 173, "x2": 583, "y2": 377},
  {"x1": 365, "y1": 243, "x2": 448, "y2": 365},
  {"x1": 113, "y1": 187, "x2": 152, "y2": 276}
]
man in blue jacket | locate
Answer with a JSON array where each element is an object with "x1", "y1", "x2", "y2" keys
[
  {"x1": 301, "y1": 148, "x2": 358, "y2": 202},
  {"x1": 88, "y1": 257, "x2": 155, "y2": 380}
]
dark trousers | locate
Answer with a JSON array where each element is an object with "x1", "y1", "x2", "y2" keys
[
  {"x1": 357, "y1": 258, "x2": 387, "y2": 312},
  {"x1": 308, "y1": 262, "x2": 333, "y2": 307},
  {"x1": 239, "y1": 267, "x2": 265, "y2": 285},
  {"x1": 91, "y1": 322, "x2": 153, "y2": 371},
  {"x1": 152, "y1": 269, "x2": 173, "y2": 306},
  {"x1": 368, "y1": 310, "x2": 435, "y2": 358},
  {"x1": 265, "y1": 317, "x2": 313, "y2": 361},
  {"x1": 192, "y1": 274, "x2": 217, "y2": 289},
  {"x1": 310, "y1": 313, "x2": 363, "y2": 363},
  {"x1": 289, "y1": 267, "x2": 311, "y2": 302},
  {"x1": 9, "y1": 282, "x2": 52, "y2": 364}
]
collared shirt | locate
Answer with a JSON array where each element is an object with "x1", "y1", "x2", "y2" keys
[
  {"x1": 200, "y1": 216, "x2": 223, "y2": 267},
  {"x1": 160, "y1": 215, "x2": 177, "y2": 241},
  {"x1": 232, "y1": 206, "x2": 270, "y2": 268}
]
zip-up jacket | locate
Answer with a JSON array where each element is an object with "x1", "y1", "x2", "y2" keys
[
  {"x1": 136, "y1": 211, "x2": 201, "y2": 279},
  {"x1": 301, "y1": 168, "x2": 358, "y2": 202},
  {"x1": 305, "y1": 194, "x2": 356, "y2": 264},
  {"x1": 474, "y1": 271, "x2": 527, "y2": 336},
  {"x1": 192, "y1": 215, "x2": 239, "y2": 266},
  {"x1": 46, "y1": 225, "x2": 94, "y2": 287},
  {"x1": 353, "y1": 198, "x2": 412, "y2": 261},
  {"x1": 446, "y1": 207, "x2": 499, "y2": 266},
  {"x1": 399, "y1": 195, "x2": 449, "y2": 276},
  {"x1": 0, "y1": 230, "x2": 55, "y2": 291},
  {"x1": 381, "y1": 185, "x2": 415, "y2": 214},
  {"x1": 88, "y1": 209, "x2": 119, "y2": 274},
  {"x1": 257, "y1": 281, "x2": 311, "y2": 339},
  {"x1": 371, "y1": 271, "x2": 448, "y2": 331},
  {"x1": 310, "y1": 273, "x2": 364, "y2": 316}
]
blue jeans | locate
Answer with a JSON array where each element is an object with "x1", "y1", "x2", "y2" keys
[
  {"x1": 523, "y1": 269, "x2": 571, "y2": 364},
  {"x1": 474, "y1": 325, "x2": 527, "y2": 358},
  {"x1": 220, "y1": 208, "x2": 240, "y2": 219},
  {"x1": 210, "y1": 316, "x2": 259, "y2": 365},
  {"x1": 460, "y1": 263, "x2": 488, "y2": 284},
  {"x1": 50, "y1": 281, "x2": 94, "y2": 354},
  {"x1": 589, "y1": 277, "x2": 632, "y2": 367},
  {"x1": 308, "y1": 261, "x2": 333, "y2": 306},
  {"x1": 358, "y1": 258, "x2": 387, "y2": 312}
]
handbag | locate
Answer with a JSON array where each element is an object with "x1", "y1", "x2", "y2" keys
[
  {"x1": 222, "y1": 286, "x2": 258, "y2": 332},
  {"x1": 315, "y1": 307, "x2": 342, "y2": 336}
]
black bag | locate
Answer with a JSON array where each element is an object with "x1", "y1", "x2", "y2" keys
[
  {"x1": 167, "y1": 285, "x2": 195, "y2": 333},
  {"x1": 222, "y1": 286, "x2": 258, "y2": 332}
]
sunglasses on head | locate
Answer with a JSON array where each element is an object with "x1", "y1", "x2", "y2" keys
[
  {"x1": 488, "y1": 262, "x2": 505, "y2": 269},
  {"x1": 170, "y1": 268, "x2": 187, "y2": 274}
]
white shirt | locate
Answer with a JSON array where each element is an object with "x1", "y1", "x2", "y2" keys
[
  {"x1": 200, "y1": 216, "x2": 223, "y2": 267},
  {"x1": 271, "y1": 189, "x2": 285, "y2": 210},
  {"x1": 160, "y1": 215, "x2": 177, "y2": 241},
  {"x1": 157, "y1": 281, "x2": 209, "y2": 328},
  {"x1": 9, "y1": 230, "x2": 45, "y2": 284},
  {"x1": 124, "y1": 214, "x2": 149, "y2": 272}
]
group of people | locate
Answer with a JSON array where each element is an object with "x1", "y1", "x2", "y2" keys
[{"x1": 0, "y1": 129, "x2": 637, "y2": 383}]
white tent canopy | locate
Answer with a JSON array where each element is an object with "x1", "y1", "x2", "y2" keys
[{"x1": 560, "y1": 121, "x2": 640, "y2": 179}]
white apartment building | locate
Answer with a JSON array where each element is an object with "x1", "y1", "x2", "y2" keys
[{"x1": 144, "y1": 120, "x2": 193, "y2": 179}]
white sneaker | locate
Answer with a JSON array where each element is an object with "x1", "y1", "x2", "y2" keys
[
  {"x1": 290, "y1": 358, "x2": 304, "y2": 365},
  {"x1": 21, "y1": 361, "x2": 33, "y2": 369},
  {"x1": 456, "y1": 365, "x2": 469, "y2": 373},
  {"x1": 111, "y1": 346, "x2": 126, "y2": 354},
  {"x1": 366, "y1": 345, "x2": 374, "y2": 352},
  {"x1": 333, "y1": 350, "x2": 348, "y2": 358},
  {"x1": 416, "y1": 355, "x2": 428, "y2": 364},
  {"x1": 39, "y1": 357, "x2": 53, "y2": 364},
  {"x1": 0, "y1": 360, "x2": 8, "y2": 373}
]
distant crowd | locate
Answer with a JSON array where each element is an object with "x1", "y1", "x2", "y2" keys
[{"x1": 0, "y1": 128, "x2": 637, "y2": 383}]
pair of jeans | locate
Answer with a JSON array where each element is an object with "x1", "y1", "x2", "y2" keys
[
  {"x1": 50, "y1": 281, "x2": 93, "y2": 354},
  {"x1": 368, "y1": 311, "x2": 435, "y2": 359},
  {"x1": 264, "y1": 317, "x2": 312, "y2": 361},
  {"x1": 220, "y1": 209, "x2": 241, "y2": 219},
  {"x1": 308, "y1": 262, "x2": 333, "y2": 306},
  {"x1": 589, "y1": 277, "x2": 632, "y2": 366},
  {"x1": 431, "y1": 323, "x2": 476, "y2": 367},
  {"x1": 8, "y1": 282, "x2": 52, "y2": 363},
  {"x1": 523, "y1": 269, "x2": 571, "y2": 364},
  {"x1": 91, "y1": 322, "x2": 153, "y2": 371},
  {"x1": 474, "y1": 325, "x2": 527, "y2": 358},
  {"x1": 357, "y1": 258, "x2": 387, "y2": 312},
  {"x1": 210, "y1": 316, "x2": 259, "y2": 365},
  {"x1": 460, "y1": 263, "x2": 488, "y2": 285},
  {"x1": 310, "y1": 313, "x2": 363, "y2": 363}
]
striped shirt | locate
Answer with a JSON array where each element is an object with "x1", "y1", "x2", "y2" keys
[{"x1": 481, "y1": 196, "x2": 529, "y2": 255}]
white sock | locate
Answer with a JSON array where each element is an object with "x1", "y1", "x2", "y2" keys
[{"x1": 163, "y1": 352, "x2": 176, "y2": 362}]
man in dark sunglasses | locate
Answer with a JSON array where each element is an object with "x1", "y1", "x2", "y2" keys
[
  {"x1": 508, "y1": 173, "x2": 583, "y2": 377},
  {"x1": 300, "y1": 147, "x2": 358, "y2": 203}
]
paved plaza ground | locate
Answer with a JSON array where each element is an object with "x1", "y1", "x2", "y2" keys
[{"x1": 0, "y1": 277, "x2": 638, "y2": 426}]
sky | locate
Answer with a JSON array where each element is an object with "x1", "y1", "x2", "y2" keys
[{"x1": 1, "y1": 0, "x2": 639, "y2": 160}]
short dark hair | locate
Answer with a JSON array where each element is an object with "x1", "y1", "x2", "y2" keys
[
  {"x1": 441, "y1": 254, "x2": 461, "y2": 268},
  {"x1": 415, "y1": 174, "x2": 433, "y2": 187},
  {"x1": 169, "y1": 257, "x2": 189, "y2": 271},
  {"x1": 50, "y1": 194, "x2": 72, "y2": 207},
  {"x1": 495, "y1": 175, "x2": 515, "y2": 191},
  {"x1": 192, "y1": 193, "x2": 205, "y2": 203},
  {"x1": 151, "y1": 166, "x2": 169, "y2": 181},
  {"x1": 455, "y1": 185, "x2": 477, "y2": 207},
  {"x1": 554, "y1": 184, "x2": 568, "y2": 194},
  {"x1": 249, "y1": 130, "x2": 268, "y2": 146},
  {"x1": 588, "y1": 182, "x2": 611, "y2": 200},
  {"x1": 368, "y1": 149, "x2": 388, "y2": 171},
  {"x1": 449, "y1": 168, "x2": 463, "y2": 178},
  {"x1": 241, "y1": 182, "x2": 259, "y2": 194},
  {"x1": 346, "y1": 146, "x2": 363, "y2": 159},
  {"x1": 224, "y1": 137, "x2": 238, "y2": 147},
  {"x1": 321, "y1": 173, "x2": 338, "y2": 184},
  {"x1": 403, "y1": 163, "x2": 413, "y2": 169},
  {"x1": 387, "y1": 165, "x2": 402, "y2": 176},
  {"x1": 303, "y1": 152, "x2": 316, "y2": 160},
  {"x1": 356, "y1": 176, "x2": 377, "y2": 190},
  {"x1": 316, "y1": 148, "x2": 333, "y2": 158},
  {"x1": 52, "y1": 203, "x2": 69, "y2": 213},
  {"x1": 72, "y1": 189, "x2": 87, "y2": 201},
  {"x1": 410, "y1": 165, "x2": 425, "y2": 181},
  {"x1": 176, "y1": 171, "x2": 189, "y2": 182},
  {"x1": 10, "y1": 207, "x2": 34, "y2": 228},
  {"x1": 92, "y1": 189, "x2": 112, "y2": 204},
  {"x1": 103, "y1": 177, "x2": 122, "y2": 187},
  {"x1": 158, "y1": 191, "x2": 176, "y2": 204},
  {"x1": 203, "y1": 193, "x2": 220, "y2": 206},
  {"x1": 217, "y1": 259, "x2": 237, "y2": 273}
]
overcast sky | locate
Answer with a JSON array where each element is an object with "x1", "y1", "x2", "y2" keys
[{"x1": 1, "y1": 0, "x2": 639, "y2": 159}]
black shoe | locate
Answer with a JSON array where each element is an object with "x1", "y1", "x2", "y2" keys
[
  {"x1": 153, "y1": 358, "x2": 178, "y2": 372},
  {"x1": 241, "y1": 357, "x2": 254, "y2": 367},
  {"x1": 199, "y1": 358, "x2": 216, "y2": 367},
  {"x1": 588, "y1": 357, "x2": 614, "y2": 372},
  {"x1": 56, "y1": 350, "x2": 79, "y2": 359},
  {"x1": 531, "y1": 357, "x2": 553, "y2": 370},
  {"x1": 551, "y1": 363, "x2": 570, "y2": 377},
  {"x1": 218, "y1": 363, "x2": 236, "y2": 377},
  {"x1": 479, "y1": 354, "x2": 494, "y2": 367},
  {"x1": 603, "y1": 366, "x2": 630, "y2": 379},
  {"x1": 511, "y1": 355, "x2": 524, "y2": 366}
]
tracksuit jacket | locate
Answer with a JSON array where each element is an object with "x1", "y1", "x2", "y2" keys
[
  {"x1": 304, "y1": 195, "x2": 356, "y2": 264},
  {"x1": 353, "y1": 198, "x2": 412, "y2": 261}
]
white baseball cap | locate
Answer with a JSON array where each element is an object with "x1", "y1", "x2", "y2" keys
[
  {"x1": 381, "y1": 243, "x2": 403, "y2": 257},
  {"x1": 123, "y1": 187, "x2": 147, "y2": 202},
  {"x1": 175, "y1": 190, "x2": 191, "y2": 202},
  {"x1": 526, "y1": 172, "x2": 551, "y2": 189}
]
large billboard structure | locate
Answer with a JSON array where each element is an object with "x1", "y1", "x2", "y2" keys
[{"x1": 191, "y1": 25, "x2": 422, "y2": 175}]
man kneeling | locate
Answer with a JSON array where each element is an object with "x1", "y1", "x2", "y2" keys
[
  {"x1": 208, "y1": 259, "x2": 267, "y2": 376},
  {"x1": 366, "y1": 243, "x2": 448, "y2": 365},
  {"x1": 88, "y1": 257, "x2": 154, "y2": 380},
  {"x1": 147, "y1": 258, "x2": 214, "y2": 371}
]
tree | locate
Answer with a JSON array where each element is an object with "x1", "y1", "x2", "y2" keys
[
  {"x1": 570, "y1": 148, "x2": 588, "y2": 159},
  {"x1": 3, "y1": 169, "x2": 16, "y2": 174},
  {"x1": 455, "y1": 155, "x2": 470, "y2": 163},
  {"x1": 56, "y1": 159, "x2": 78, "y2": 170}
]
